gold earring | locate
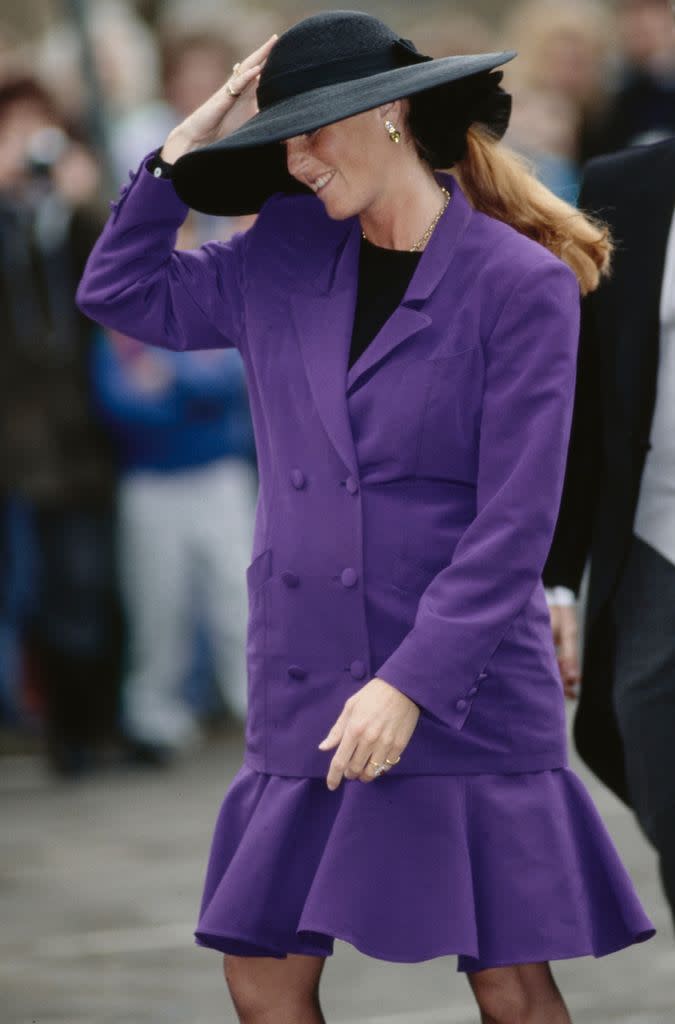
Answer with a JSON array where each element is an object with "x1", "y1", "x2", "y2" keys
[{"x1": 385, "y1": 120, "x2": 401, "y2": 143}]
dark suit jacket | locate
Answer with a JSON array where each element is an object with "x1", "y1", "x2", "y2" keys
[
  {"x1": 543, "y1": 138, "x2": 675, "y2": 805},
  {"x1": 0, "y1": 193, "x2": 114, "y2": 503}
]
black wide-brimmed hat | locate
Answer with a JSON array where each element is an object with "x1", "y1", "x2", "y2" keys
[{"x1": 171, "y1": 10, "x2": 517, "y2": 216}]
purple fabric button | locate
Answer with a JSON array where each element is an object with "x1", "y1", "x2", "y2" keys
[
  {"x1": 350, "y1": 659, "x2": 367, "y2": 680},
  {"x1": 340, "y1": 568, "x2": 358, "y2": 588},
  {"x1": 478, "y1": 671, "x2": 488, "y2": 680},
  {"x1": 290, "y1": 468, "x2": 306, "y2": 489},
  {"x1": 281, "y1": 571, "x2": 300, "y2": 588},
  {"x1": 287, "y1": 665, "x2": 307, "y2": 680},
  {"x1": 468, "y1": 687, "x2": 478, "y2": 697},
  {"x1": 455, "y1": 699, "x2": 468, "y2": 712},
  {"x1": 345, "y1": 476, "x2": 359, "y2": 495}
]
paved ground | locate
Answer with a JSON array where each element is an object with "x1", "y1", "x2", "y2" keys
[{"x1": 1, "y1": 707, "x2": 673, "y2": 1024}]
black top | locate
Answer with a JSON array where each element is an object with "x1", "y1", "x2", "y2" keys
[{"x1": 349, "y1": 234, "x2": 422, "y2": 369}]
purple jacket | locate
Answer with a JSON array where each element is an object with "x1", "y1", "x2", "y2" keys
[{"x1": 77, "y1": 149, "x2": 580, "y2": 777}]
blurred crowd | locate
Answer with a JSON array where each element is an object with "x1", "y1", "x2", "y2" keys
[{"x1": 0, "y1": 0, "x2": 674, "y2": 779}]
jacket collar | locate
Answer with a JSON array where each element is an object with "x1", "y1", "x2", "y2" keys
[{"x1": 289, "y1": 171, "x2": 473, "y2": 474}]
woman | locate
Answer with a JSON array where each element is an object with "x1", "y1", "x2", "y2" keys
[{"x1": 77, "y1": 11, "x2": 656, "y2": 1023}]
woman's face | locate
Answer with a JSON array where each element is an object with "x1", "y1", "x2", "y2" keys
[
  {"x1": 281, "y1": 102, "x2": 404, "y2": 219},
  {"x1": 0, "y1": 99, "x2": 55, "y2": 190}
]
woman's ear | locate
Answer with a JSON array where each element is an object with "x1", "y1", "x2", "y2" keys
[{"x1": 378, "y1": 98, "x2": 405, "y2": 124}]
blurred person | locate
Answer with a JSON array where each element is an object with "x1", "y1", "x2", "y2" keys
[
  {"x1": 77, "y1": 12, "x2": 655, "y2": 1020},
  {"x1": 157, "y1": 28, "x2": 257, "y2": 236},
  {"x1": 0, "y1": 21, "x2": 32, "y2": 84},
  {"x1": 391, "y1": 9, "x2": 496, "y2": 60},
  {"x1": 91, "y1": 23, "x2": 260, "y2": 746},
  {"x1": 506, "y1": 86, "x2": 582, "y2": 202},
  {"x1": 0, "y1": 75, "x2": 120, "y2": 777},
  {"x1": 161, "y1": 29, "x2": 240, "y2": 123},
  {"x1": 91, "y1": 325, "x2": 256, "y2": 759},
  {"x1": 157, "y1": 0, "x2": 284, "y2": 59},
  {"x1": 589, "y1": 0, "x2": 675, "y2": 153},
  {"x1": 502, "y1": 0, "x2": 614, "y2": 170},
  {"x1": 36, "y1": 0, "x2": 164, "y2": 178},
  {"x1": 544, "y1": 129, "x2": 675, "y2": 932}
]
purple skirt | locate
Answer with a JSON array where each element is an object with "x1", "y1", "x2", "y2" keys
[{"x1": 194, "y1": 763, "x2": 656, "y2": 971}]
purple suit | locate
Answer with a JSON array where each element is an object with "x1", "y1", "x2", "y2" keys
[
  {"x1": 77, "y1": 150, "x2": 579, "y2": 777},
  {"x1": 76, "y1": 150, "x2": 656, "y2": 968}
]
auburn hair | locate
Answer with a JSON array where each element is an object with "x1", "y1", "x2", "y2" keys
[{"x1": 448, "y1": 125, "x2": 612, "y2": 296}]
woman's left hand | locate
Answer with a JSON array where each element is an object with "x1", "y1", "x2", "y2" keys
[{"x1": 318, "y1": 677, "x2": 421, "y2": 790}]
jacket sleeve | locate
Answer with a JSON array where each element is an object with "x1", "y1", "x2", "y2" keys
[
  {"x1": 543, "y1": 168, "x2": 607, "y2": 594},
  {"x1": 376, "y1": 259, "x2": 581, "y2": 729},
  {"x1": 76, "y1": 148, "x2": 250, "y2": 354}
]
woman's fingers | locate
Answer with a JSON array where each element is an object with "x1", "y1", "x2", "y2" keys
[
  {"x1": 225, "y1": 33, "x2": 277, "y2": 88},
  {"x1": 320, "y1": 680, "x2": 419, "y2": 789},
  {"x1": 325, "y1": 731, "x2": 359, "y2": 790},
  {"x1": 222, "y1": 61, "x2": 260, "y2": 93},
  {"x1": 245, "y1": 32, "x2": 278, "y2": 67}
]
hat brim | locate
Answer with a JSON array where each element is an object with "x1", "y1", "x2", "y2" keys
[{"x1": 171, "y1": 50, "x2": 516, "y2": 216}]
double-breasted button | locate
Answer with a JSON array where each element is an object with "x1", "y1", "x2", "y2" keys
[
  {"x1": 340, "y1": 567, "x2": 358, "y2": 588},
  {"x1": 467, "y1": 686, "x2": 478, "y2": 697},
  {"x1": 290, "y1": 468, "x2": 306, "y2": 489},
  {"x1": 281, "y1": 571, "x2": 300, "y2": 588},
  {"x1": 350, "y1": 659, "x2": 367, "y2": 680},
  {"x1": 455, "y1": 698, "x2": 468, "y2": 711},
  {"x1": 287, "y1": 665, "x2": 307, "y2": 680},
  {"x1": 345, "y1": 476, "x2": 359, "y2": 495},
  {"x1": 478, "y1": 671, "x2": 488, "y2": 680}
]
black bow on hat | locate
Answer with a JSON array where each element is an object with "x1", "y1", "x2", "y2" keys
[{"x1": 170, "y1": 10, "x2": 516, "y2": 216}]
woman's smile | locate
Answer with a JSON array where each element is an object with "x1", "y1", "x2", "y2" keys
[{"x1": 312, "y1": 170, "x2": 336, "y2": 193}]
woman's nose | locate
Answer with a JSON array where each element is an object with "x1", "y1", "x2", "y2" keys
[{"x1": 284, "y1": 136, "x2": 306, "y2": 177}]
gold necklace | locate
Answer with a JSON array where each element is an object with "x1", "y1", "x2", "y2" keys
[{"x1": 361, "y1": 186, "x2": 451, "y2": 252}]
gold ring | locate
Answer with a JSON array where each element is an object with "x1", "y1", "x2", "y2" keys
[
  {"x1": 232, "y1": 62, "x2": 241, "y2": 73},
  {"x1": 384, "y1": 755, "x2": 401, "y2": 766},
  {"x1": 368, "y1": 759, "x2": 387, "y2": 777},
  {"x1": 226, "y1": 81, "x2": 241, "y2": 98}
]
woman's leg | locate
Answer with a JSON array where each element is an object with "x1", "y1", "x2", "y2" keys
[
  {"x1": 465, "y1": 961, "x2": 572, "y2": 1024},
  {"x1": 223, "y1": 953, "x2": 327, "y2": 1024}
]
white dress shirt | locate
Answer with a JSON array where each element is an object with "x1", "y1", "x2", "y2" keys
[{"x1": 633, "y1": 202, "x2": 675, "y2": 565}]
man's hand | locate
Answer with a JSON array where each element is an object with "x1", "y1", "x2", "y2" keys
[{"x1": 549, "y1": 603, "x2": 582, "y2": 699}]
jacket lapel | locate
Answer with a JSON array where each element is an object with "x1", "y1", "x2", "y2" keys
[
  {"x1": 290, "y1": 172, "x2": 473, "y2": 474},
  {"x1": 346, "y1": 172, "x2": 472, "y2": 392},
  {"x1": 290, "y1": 218, "x2": 361, "y2": 475}
]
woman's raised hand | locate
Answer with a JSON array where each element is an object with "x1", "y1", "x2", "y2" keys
[{"x1": 161, "y1": 33, "x2": 278, "y2": 162}]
